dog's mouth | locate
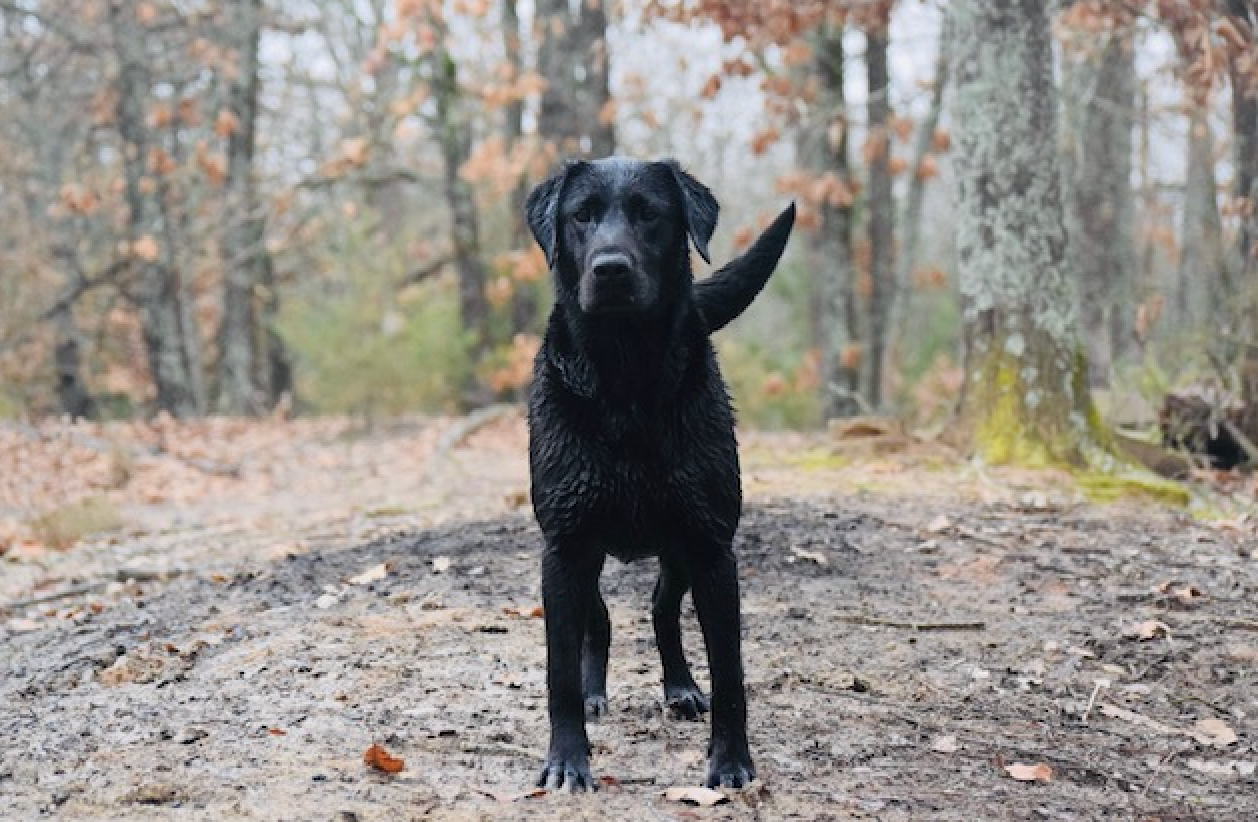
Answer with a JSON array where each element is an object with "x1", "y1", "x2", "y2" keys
[
  {"x1": 580, "y1": 284, "x2": 640, "y2": 314},
  {"x1": 578, "y1": 270, "x2": 651, "y2": 314}
]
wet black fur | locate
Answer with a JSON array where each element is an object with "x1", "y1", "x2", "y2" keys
[{"x1": 525, "y1": 157, "x2": 795, "y2": 791}]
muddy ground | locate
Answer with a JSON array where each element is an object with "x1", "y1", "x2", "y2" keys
[{"x1": 2, "y1": 419, "x2": 1257, "y2": 821}]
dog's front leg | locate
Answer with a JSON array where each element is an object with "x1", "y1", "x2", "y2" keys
[
  {"x1": 538, "y1": 543, "x2": 605, "y2": 791},
  {"x1": 687, "y1": 541, "x2": 755, "y2": 789}
]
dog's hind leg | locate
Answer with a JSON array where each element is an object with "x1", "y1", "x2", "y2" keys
[
  {"x1": 582, "y1": 587, "x2": 611, "y2": 718},
  {"x1": 538, "y1": 545, "x2": 604, "y2": 791},
  {"x1": 686, "y1": 542, "x2": 755, "y2": 789},
  {"x1": 652, "y1": 559, "x2": 710, "y2": 720}
]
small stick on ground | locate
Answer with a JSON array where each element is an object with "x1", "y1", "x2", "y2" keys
[{"x1": 835, "y1": 614, "x2": 986, "y2": 631}]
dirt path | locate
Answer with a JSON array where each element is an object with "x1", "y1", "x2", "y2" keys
[{"x1": 2, "y1": 417, "x2": 1257, "y2": 820}]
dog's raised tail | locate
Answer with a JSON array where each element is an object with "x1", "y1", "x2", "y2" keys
[{"x1": 694, "y1": 203, "x2": 796, "y2": 333}]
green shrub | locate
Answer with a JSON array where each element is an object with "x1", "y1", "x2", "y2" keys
[{"x1": 278, "y1": 217, "x2": 471, "y2": 416}]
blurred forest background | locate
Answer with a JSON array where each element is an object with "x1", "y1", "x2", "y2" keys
[{"x1": 0, "y1": 0, "x2": 1255, "y2": 442}]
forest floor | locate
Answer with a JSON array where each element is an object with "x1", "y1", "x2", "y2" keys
[{"x1": 2, "y1": 410, "x2": 1257, "y2": 821}]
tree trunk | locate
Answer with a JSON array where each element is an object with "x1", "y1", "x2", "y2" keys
[
  {"x1": 536, "y1": 0, "x2": 615, "y2": 158},
  {"x1": 889, "y1": 13, "x2": 951, "y2": 394},
  {"x1": 110, "y1": 0, "x2": 199, "y2": 418},
  {"x1": 1177, "y1": 104, "x2": 1225, "y2": 333},
  {"x1": 433, "y1": 49, "x2": 491, "y2": 397},
  {"x1": 503, "y1": 0, "x2": 538, "y2": 337},
  {"x1": 1061, "y1": 24, "x2": 1137, "y2": 384},
  {"x1": 218, "y1": 0, "x2": 279, "y2": 415},
  {"x1": 52, "y1": 303, "x2": 96, "y2": 420},
  {"x1": 1228, "y1": 0, "x2": 1257, "y2": 287},
  {"x1": 802, "y1": 22, "x2": 860, "y2": 419},
  {"x1": 951, "y1": 0, "x2": 1086, "y2": 466},
  {"x1": 863, "y1": 25, "x2": 894, "y2": 410}
]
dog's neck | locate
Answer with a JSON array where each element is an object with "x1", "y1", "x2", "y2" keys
[{"x1": 548, "y1": 289, "x2": 701, "y2": 404}]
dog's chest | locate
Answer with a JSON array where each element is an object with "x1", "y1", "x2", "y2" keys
[{"x1": 530, "y1": 390, "x2": 740, "y2": 550}]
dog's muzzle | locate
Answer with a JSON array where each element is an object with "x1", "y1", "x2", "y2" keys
[{"x1": 580, "y1": 251, "x2": 642, "y2": 313}]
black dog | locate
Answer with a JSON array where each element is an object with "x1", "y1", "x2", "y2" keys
[{"x1": 524, "y1": 157, "x2": 795, "y2": 791}]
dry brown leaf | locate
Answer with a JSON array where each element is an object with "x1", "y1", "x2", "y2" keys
[
  {"x1": 1195, "y1": 718, "x2": 1238, "y2": 748},
  {"x1": 1005, "y1": 762, "x2": 1053, "y2": 782},
  {"x1": 1122, "y1": 620, "x2": 1171, "y2": 641},
  {"x1": 503, "y1": 605, "x2": 544, "y2": 619},
  {"x1": 267, "y1": 727, "x2": 286, "y2": 736},
  {"x1": 363, "y1": 743, "x2": 405, "y2": 774},
  {"x1": 664, "y1": 786, "x2": 728, "y2": 806}
]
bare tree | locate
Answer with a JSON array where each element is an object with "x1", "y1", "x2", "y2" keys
[
  {"x1": 536, "y1": 0, "x2": 614, "y2": 157},
  {"x1": 863, "y1": 18, "x2": 895, "y2": 410},
  {"x1": 801, "y1": 21, "x2": 860, "y2": 419},
  {"x1": 1060, "y1": 10, "x2": 1137, "y2": 383},
  {"x1": 109, "y1": 0, "x2": 201, "y2": 417}
]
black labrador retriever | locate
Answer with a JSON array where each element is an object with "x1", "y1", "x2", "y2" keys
[{"x1": 524, "y1": 157, "x2": 795, "y2": 791}]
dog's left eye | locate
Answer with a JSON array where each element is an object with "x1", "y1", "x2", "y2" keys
[
  {"x1": 633, "y1": 204, "x2": 659, "y2": 223},
  {"x1": 572, "y1": 206, "x2": 593, "y2": 224}
]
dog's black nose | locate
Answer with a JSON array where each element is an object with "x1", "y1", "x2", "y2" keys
[{"x1": 590, "y1": 251, "x2": 633, "y2": 282}]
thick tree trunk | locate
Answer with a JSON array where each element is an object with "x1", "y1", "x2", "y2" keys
[
  {"x1": 863, "y1": 26, "x2": 894, "y2": 410},
  {"x1": 951, "y1": 0, "x2": 1086, "y2": 466},
  {"x1": 802, "y1": 23, "x2": 860, "y2": 419},
  {"x1": 218, "y1": 0, "x2": 278, "y2": 415},
  {"x1": 536, "y1": 0, "x2": 615, "y2": 158},
  {"x1": 110, "y1": 0, "x2": 198, "y2": 418},
  {"x1": 1061, "y1": 25, "x2": 1137, "y2": 384}
]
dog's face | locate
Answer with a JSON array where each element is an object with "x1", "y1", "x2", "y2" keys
[{"x1": 526, "y1": 158, "x2": 718, "y2": 316}]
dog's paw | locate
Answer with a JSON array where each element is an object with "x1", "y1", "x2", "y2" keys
[
  {"x1": 705, "y1": 753, "x2": 755, "y2": 789},
  {"x1": 537, "y1": 754, "x2": 596, "y2": 793},
  {"x1": 664, "y1": 683, "x2": 709, "y2": 721},
  {"x1": 584, "y1": 694, "x2": 609, "y2": 719}
]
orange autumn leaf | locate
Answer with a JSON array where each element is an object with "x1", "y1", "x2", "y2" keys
[{"x1": 364, "y1": 743, "x2": 405, "y2": 774}]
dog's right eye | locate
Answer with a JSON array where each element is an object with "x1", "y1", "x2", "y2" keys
[{"x1": 572, "y1": 206, "x2": 593, "y2": 224}]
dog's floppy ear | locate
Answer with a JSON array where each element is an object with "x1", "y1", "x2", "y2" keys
[
  {"x1": 663, "y1": 160, "x2": 719, "y2": 265},
  {"x1": 526, "y1": 162, "x2": 582, "y2": 268}
]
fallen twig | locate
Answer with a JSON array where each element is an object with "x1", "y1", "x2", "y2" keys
[
  {"x1": 434, "y1": 404, "x2": 518, "y2": 460},
  {"x1": 835, "y1": 614, "x2": 986, "y2": 632},
  {"x1": 0, "y1": 582, "x2": 107, "y2": 612}
]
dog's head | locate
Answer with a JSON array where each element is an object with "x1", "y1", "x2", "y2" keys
[{"x1": 525, "y1": 158, "x2": 718, "y2": 316}]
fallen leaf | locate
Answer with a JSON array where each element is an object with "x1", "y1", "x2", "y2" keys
[
  {"x1": 432, "y1": 556, "x2": 451, "y2": 574},
  {"x1": 1186, "y1": 758, "x2": 1254, "y2": 777},
  {"x1": 790, "y1": 546, "x2": 828, "y2": 565},
  {"x1": 664, "y1": 786, "x2": 728, "y2": 806},
  {"x1": 598, "y1": 775, "x2": 623, "y2": 792},
  {"x1": 503, "y1": 605, "x2": 544, "y2": 619},
  {"x1": 267, "y1": 727, "x2": 286, "y2": 736},
  {"x1": 1005, "y1": 762, "x2": 1053, "y2": 782},
  {"x1": 931, "y1": 735, "x2": 959, "y2": 753},
  {"x1": 1122, "y1": 620, "x2": 1171, "y2": 641},
  {"x1": 1195, "y1": 718, "x2": 1238, "y2": 748},
  {"x1": 349, "y1": 562, "x2": 390, "y2": 586},
  {"x1": 364, "y1": 743, "x2": 405, "y2": 774}
]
